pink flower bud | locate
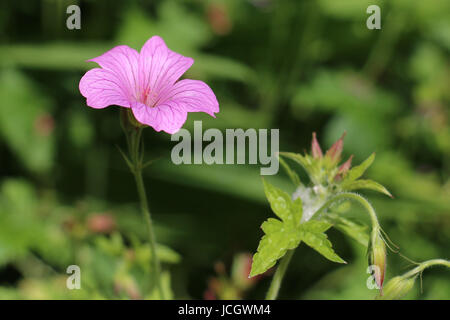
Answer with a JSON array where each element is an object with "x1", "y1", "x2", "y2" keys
[
  {"x1": 87, "y1": 213, "x2": 116, "y2": 234},
  {"x1": 325, "y1": 132, "x2": 346, "y2": 165},
  {"x1": 311, "y1": 132, "x2": 323, "y2": 159},
  {"x1": 114, "y1": 276, "x2": 141, "y2": 300},
  {"x1": 34, "y1": 113, "x2": 54, "y2": 137},
  {"x1": 203, "y1": 288, "x2": 217, "y2": 300},
  {"x1": 338, "y1": 155, "x2": 353, "y2": 174},
  {"x1": 368, "y1": 231, "x2": 387, "y2": 294},
  {"x1": 207, "y1": 3, "x2": 232, "y2": 35},
  {"x1": 335, "y1": 155, "x2": 353, "y2": 181}
]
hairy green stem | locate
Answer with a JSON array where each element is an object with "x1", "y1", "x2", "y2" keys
[
  {"x1": 314, "y1": 192, "x2": 382, "y2": 246},
  {"x1": 313, "y1": 192, "x2": 379, "y2": 228},
  {"x1": 126, "y1": 126, "x2": 165, "y2": 299},
  {"x1": 403, "y1": 259, "x2": 450, "y2": 279},
  {"x1": 266, "y1": 249, "x2": 295, "y2": 300}
]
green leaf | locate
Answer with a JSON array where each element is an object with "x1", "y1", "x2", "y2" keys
[
  {"x1": 262, "y1": 179, "x2": 291, "y2": 222},
  {"x1": 341, "y1": 179, "x2": 393, "y2": 198},
  {"x1": 262, "y1": 179, "x2": 302, "y2": 226},
  {"x1": 279, "y1": 152, "x2": 322, "y2": 185},
  {"x1": 302, "y1": 220, "x2": 333, "y2": 233},
  {"x1": 0, "y1": 44, "x2": 110, "y2": 70},
  {"x1": 292, "y1": 197, "x2": 303, "y2": 225},
  {"x1": 0, "y1": 70, "x2": 55, "y2": 173},
  {"x1": 279, "y1": 156, "x2": 301, "y2": 187},
  {"x1": 326, "y1": 215, "x2": 369, "y2": 247},
  {"x1": 147, "y1": 271, "x2": 174, "y2": 300},
  {"x1": 299, "y1": 223, "x2": 346, "y2": 264},
  {"x1": 261, "y1": 218, "x2": 284, "y2": 234},
  {"x1": 250, "y1": 219, "x2": 301, "y2": 277},
  {"x1": 193, "y1": 54, "x2": 257, "y2": 84},
  {"x1": 279, "y1": 152, "x2": 312, "y2": 175},
  {"x1": 250, "y1": 180, "x2": 306, "y2": 277},
  {"x1": 344, "y1": 153, "x2": 375, "y2": 182},
  {"x1": 0, "y1": 179, "x2": 71, "y2": 267}
]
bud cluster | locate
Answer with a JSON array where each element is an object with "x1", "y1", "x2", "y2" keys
[{"x1": 280, "y1": 132, "x2": 393, "y2": 296}]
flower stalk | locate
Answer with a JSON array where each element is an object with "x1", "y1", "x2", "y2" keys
[
  {"x1": 312, "y1": 192, "x2": 379, "y2": 227},
  {"x1": 402, "y1": 259, "x2": 450, "y2": 279},
  {"x1": 120, "y1": 110, "x2": 165, "y2": 299},
  {"x1": 314, "y1": 192, "x2": 386, "y2": 292},
  {"x1": 378, "y1": 259, "x2": 450, "y2": 300},
  {"x1": 266, "y1": 249, "x2": 295, "y2": 300}
]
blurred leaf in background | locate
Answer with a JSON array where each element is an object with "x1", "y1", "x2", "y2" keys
[{"x1": 0, "y1": 70, "x2": 55, "y2": 174}]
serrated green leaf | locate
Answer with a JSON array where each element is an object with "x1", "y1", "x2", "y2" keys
[
  {"x1": 292, "y1": 197, "x2": 303, "y2": 225},
  {"x1": 251, "y1": 180, "x2": 306, "y2": 277},
  {"x1": 250, "y1": 219, "x2": 301, "y2": 277},
  {"x1": 302, "y1": 220, "x2": 333, "y2": 233},
  {"x1": 344, "y1": 153, "x2": 375, "y2": 182},
  {"x1": 299, "y1": 225, "x2": 346, "y2": 264},
  {"x1": 341, "y1": 179, "x2": 393, "y2": 198},
  {"x1": 262, "y1": 179, "x2": 291, "y2": 222},
  {"x1": 262, "y1": 179, "x2": 302, "y2": 226},
  {"x1": 261, "y1": 218, "x2": 284, "y2": 234}
]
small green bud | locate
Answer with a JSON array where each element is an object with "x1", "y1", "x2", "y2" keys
[{"x1": 376, "y1": 276, "x2": 416, "y2": 300}]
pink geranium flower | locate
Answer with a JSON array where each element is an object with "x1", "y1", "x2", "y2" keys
[{"x1": 79, "y1": 36, "x2": 219, "y2": 134}]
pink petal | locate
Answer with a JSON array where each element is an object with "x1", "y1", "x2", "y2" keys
[
  {"x1": 88, "y1": 45, "x2": 140, "y2": 101},
  {"x1": 158, "y1": 79, "x2": 219, "y2": 117},
  {"x1": 138, "y1": 36, "x2": 194, "y2": 98},
  {"x1": 131, "y1": 102, "x2": 188, "y2": 134},
  {"x1": 79, "y1": 68, "x2": 131, "y2": 109}
]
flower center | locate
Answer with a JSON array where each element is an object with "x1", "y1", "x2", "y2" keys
[{"x1": 140, "y1": 87, "x2": 159, "y2": 108}]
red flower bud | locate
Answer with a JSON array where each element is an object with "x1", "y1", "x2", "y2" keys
[
  {"x1": 368, "y1": 231, "x2": 387, "y2": 294},
  {"x1": 207, "y1": 3, "x2": 232, "y2": 35},
  {"x1": 203, "y1": 288, "x2": 217, "y2": 300},
  {"x1": 311, "y1": 132, "x2": 323, "y2": 159},
  {"x1": 214, "y1": 261, "x2": 226, "y2": 275},
  {"x1": 338, "y1": 155, "x2": 353, "y2": 174},
  {"x1": 334, "y1": 155, "x2": 353, "y2": 181},
  {"x1": 34, "y1": 113, "x2": 54, "y2": 137},
  {"x1": 325, "y1": 132, "x2": 346, "y2": 165},
  {"x1": 87, "y1": 213, "x2": 116, "y2": 234}
]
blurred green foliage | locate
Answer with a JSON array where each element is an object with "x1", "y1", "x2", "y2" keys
[{"x1": 0, "y1": 0, "x2": 449, "y2": 299}]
